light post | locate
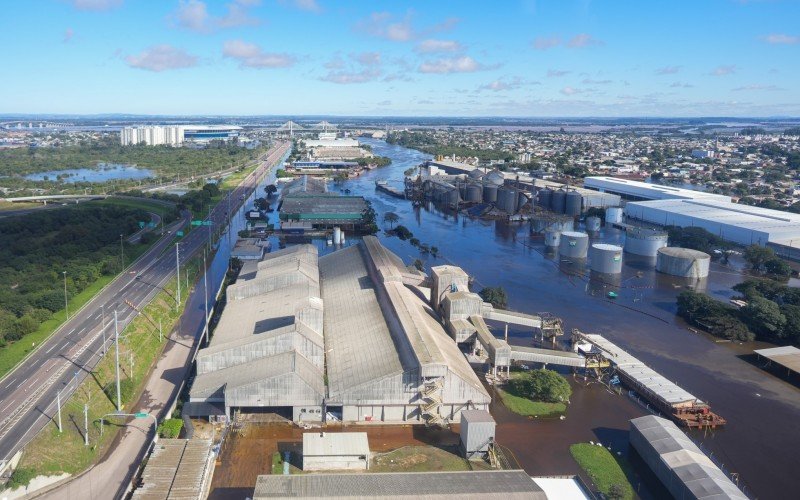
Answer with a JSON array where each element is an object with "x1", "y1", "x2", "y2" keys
[
  {"x1": 114, "y1": 311, "x2": 122, "y2": 412},
  {"x1": 63, "y1": 271, "x2": 69, "y2": 320},
  {"x1": 203, "y1": 250, "x2": 209, "y2": 345},
  {"x1": 175, "y1": 243, "x2": 181, "y2": 311},
  {"x1": 119, "y1": 234, "x2": 124, "y2": 273}
]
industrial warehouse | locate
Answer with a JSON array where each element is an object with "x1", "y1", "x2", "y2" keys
[
  {"x1": 189, "y1": 237, "x2": 491, "y2": 423},
  {"x1": 278, "y1": 175, "x2": 370, "y2": 232}
]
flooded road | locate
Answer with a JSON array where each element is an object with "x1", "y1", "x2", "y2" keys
[{"x1": 298, "y1": 138, "x2": 799, "y2": 498}]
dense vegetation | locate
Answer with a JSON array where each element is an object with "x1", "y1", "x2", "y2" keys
[
  {"x1": 125, "y1": 181, "x2": 221, "y2": 214},
  {"x1": 352, "y1": 156, "x2": 392, "y2": 167},
  {"x1": 387, "y1": 131, "x2": 510, "y2": 161},
  {"x1": 0, "y1": 205, "x2": 148, "y2": 347},
  {"x1": 665, "y1": 226, "x2": 730, "y2": 255},
  {"x1": 509, "y1": 368, "x2": 572, "y2": 403},
  {"x1": 743, "y1": 245, "x2": 792, "y2": 281},
  {"x1": 479, "y1": 286, "x2": 508, "y2": 309}
]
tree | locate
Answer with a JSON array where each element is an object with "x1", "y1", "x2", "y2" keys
[
  {"x1": 608, "y1": 484, "x2": 626, "y2": 500},
  {"x1": 383, "y1": 212, "x2": 399, "y2": 228},
  {"x1": 253, "y1": 197, "x2": 269, "y2": 211},
  {"x1": 764, "y1": 258, "x2": 792, "y2": 281},
  {"x1": 480, "y1": 286, "x2": 507, "y2": 309},
  {"x1": 510, "y1": 369, "x2": 572, "y2": 403},
  {"x1": 394, "y1": 225, "x2": 413, "y2": 240},
  {"x1": 779, "y1": 304, "x2": 800, "y2": 343},
  {"x1": 264, "y1": 184, "x2": 278, "y2": 197},
  {"x1": 413, "y1": 259, "x2": 424, "y2": 272},
  {"x1": 742, "y1": 296, "x2": 786, "y2": 339},
  {"x1": 744, "y1": 245, "x2": 776, "y2": 271}
]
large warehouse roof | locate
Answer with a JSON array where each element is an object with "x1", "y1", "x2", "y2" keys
[
  {"x1": 584, "y1": 176, "x2": 731, "y2": 202},
  {"x1": 625, "y1": 198, "x2": 800, "y2": 246},
  {"x1": 629, "y1": 415, "x2": 746, "y2": 500},
  {"x1": 253, "y1": 470, "x2": 547, "y2": 499}
]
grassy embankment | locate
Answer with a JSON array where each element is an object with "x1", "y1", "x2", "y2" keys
[
  {"x1": 371, "y1": 446, "x2": 481, "y2": 473},
  {"x1": 496, "y1": 371, "x2": 567, "y2": 417},
  {"x1": 569, "y1": 443, "x2": 635, "y2": 500},
  {"x1": 13, "y1": 258, "x2": 202, "y2": 480},
  {"x1": 0, "y1": 200, "x2": 172, "y2": 380}
]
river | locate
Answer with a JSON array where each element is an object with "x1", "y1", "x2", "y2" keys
[{"x1": 208, "y1": 139, "x2": 797, "y2": 498}]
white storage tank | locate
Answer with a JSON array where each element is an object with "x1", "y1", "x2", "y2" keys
[
  {"x1": 585, "y1": 216, "x2": 602, "y2": 232},
  {"x1": 559, "y1": 231, "x2": 589, "y2": 259},
  {"x1": 606, "y1": 207, "x2": 623, "y2": 224},
  {"x1": 656, "y1": 247, "x2": 710, "y2": 278},
  {"x1": 544, "y1": 230, "x2": 561, "y2": 247},
  {"x1": 590, "y1": 243, "x2": 623, "y2": 274},
  {"x1": 333, "y1": 226, "x2": 342, "y2": 245},
  {"x1": 625, "y1": 227, "x2": 669, "y2": 257}
]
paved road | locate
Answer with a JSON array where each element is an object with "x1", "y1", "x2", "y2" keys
[{"x1": 0, "y1": 142, "x2": 290, "y2": 483}]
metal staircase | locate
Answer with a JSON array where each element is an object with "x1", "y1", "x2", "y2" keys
[{"x1": 420, "y1": 377, "x2": 445, "y2": 426}]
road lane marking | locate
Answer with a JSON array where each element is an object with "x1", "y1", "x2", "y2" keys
[{"x1": 44, "y1": 344, "x2": 57, "y2": 355}]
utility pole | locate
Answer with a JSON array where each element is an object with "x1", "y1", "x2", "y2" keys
[
  {"x1": 114, "y1": 311, "x2": 122, "y2": 412},
  {"x1": 175, "y1": 243, "x2": 181, "y2": 311},
  {"x1": 56, "y1": 390, "x2": 63, "y2": 433},
  {"x1": 63, "y1": 271, "x2": 69, "y2": 320},
  {"x1": 120, "y1": 234, "x2": 124, "y2": 273},
  {"x1": 84, "y1": 403, "x2": 89, "y2": 446},
  {"x1": 204, "y1": 250, "x2": 209, "y2": 345},
  {"x1": 159, "y1": 318, "x2": 162, "y2": 343}
]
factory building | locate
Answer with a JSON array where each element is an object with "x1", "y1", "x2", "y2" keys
[
  {"x1": 583, "y1": 176, "x2": 731, "y2": 202},
  {"x1": 624, "y1": 198, "x2": 800, "y2": 257},
  {"x1": 189, "y1": 237, "x2": 490, "y2": 424},
  {"x1": 279, "y1": 176, "x2": 369, "y2": 231}
]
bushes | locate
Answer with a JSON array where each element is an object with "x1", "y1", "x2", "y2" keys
[
  {"x1": 103, "y1": 378, "x2": 136, "y2": 407},
  {"x1": 665, "y1": 226, "x2": 729, "y2": 255},
  {"x1": 676, "y1": 291, "x2": 754, "y2": 341},
  {"x1": 509, "y1": 368, "x2": 572, "y2": 403},
  {"x1": 5, "y1": 466, "x2": 37, "y2": 490},
  {"x1": 744, "y1": 245, "x2": 792, "y2": 281},
  {"x1": 393, "y1": 225, "x2": 413, "y2": 240},
  {"x1": 157, "y1": 418, "x2": 184, "y2": 438},
  {"x1": 479, "y1": 286, "x2": 508, "y2": 309}
]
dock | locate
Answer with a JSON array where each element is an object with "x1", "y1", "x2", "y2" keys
[{"x1": 573, "y1": 331, "x2": 726, "y2": 428}]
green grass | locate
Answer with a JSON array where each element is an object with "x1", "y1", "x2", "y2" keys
[
  {"x1": 271, "y1": 452, "x2": 283, "y2": 475},
  {"x1": 91, "y1": 197, "x2": 177, "y2": 225},
  {"x1": 0, "y1": 201, "x2": 38, "y2": 211},
  {"x1": 570, "y1": 443, "x2": 635, "y2": 500},
  {"x1": 497, "y1": 372, "x2": 567, "y2": 417},
  {"x1": 370, "y1": 446, "x2": 475, "y2": 473},
  {"x1": 17, "y1": 259, "x2": 202, "y2": 477}
]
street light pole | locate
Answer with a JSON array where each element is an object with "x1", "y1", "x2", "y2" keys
[
  {"x1": 175, "y1": 243, "x2": 181, "y2": 311},
  {"x1": 84, "y1": 403, "x2": 89, "y2": 446},
  {"x1": 63, "y1": 271, "x2": 69, "y2": 320},
  {"x1": 119, "y1": 234, "x2": 124, "y2": 273},
  {"x1": 56, "y1": 390, "x2": 63, "y2": 433},
  {"x1": 114, "y1": 311, "x2": 122, "y2": 412},
  {"x1": 203, "y1": 250, "x2": 209, "y2": 345}
]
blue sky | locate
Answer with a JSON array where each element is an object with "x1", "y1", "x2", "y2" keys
[{"x1": 1, "y1": 0, "x2": 799, "y2": 117}]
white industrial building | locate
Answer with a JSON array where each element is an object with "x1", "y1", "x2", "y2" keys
[
  {"x1": 189, "y1": 238, "x2": 491, "y2": 424},
  {"x1": 625, "y1": 199, "x2": 800, "y2": 253},
  {"x1": 302, "y1": 432, "x2": 370, "y2": 471},
  {"x1": 120, "y1": 125, "x2": 241, "y2": 146},
  {"x1": 583, "y1": 176, "x2": 731, "y2": 202}
]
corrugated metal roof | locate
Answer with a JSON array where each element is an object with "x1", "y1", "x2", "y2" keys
[
  {"x1": 131, "y1": 439, "x2": 212, "y2": 500},
  {"x1": 754, "y1": 345, "x2": 800, "y2": 373},
  {"x1": 630, "y1": 416, "x2": 747, "y2": 500},
  {"x1": 302, "y1": 432, "x2": 370, "y2": 457},
  {"x1": 253, "y1": 470, "x2": 547, "y2": 499}
]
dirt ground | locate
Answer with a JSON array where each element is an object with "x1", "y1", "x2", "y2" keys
[{"x1": 208, "y1": 423, "x2": 463, "y2": 500}]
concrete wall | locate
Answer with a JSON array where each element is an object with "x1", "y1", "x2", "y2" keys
[{"x1": 303, "y1": 455, "x2": 369, "y2": 472}]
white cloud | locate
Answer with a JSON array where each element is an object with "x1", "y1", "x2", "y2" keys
[
  {"x1": 547, "y1": 69, "x2": 569, "y2": 77},
  {"x1": 566, "y1": 33, "x2": 603, "y2": 48},
  {"x1": 761, "y1": 34, "x2": 799, "y2": 45},
  {"x1": 418, "y1": 56, "x2": 490, "y2": 74},
  {"x1": 281, "y1": 0, "x2": 322, "y2": 13},
  {"x1": 560, "y1": 86, "x2": 581, "y2": 96},
  {"x1": 732, "y1": 84, "x2": 783, "y2": 91},
  {"x1": 711, "y1": 65, "x2": 736, "y2": 76},
  {"x1": 223, "y1": 40, "x2": 295, "y2": 68},
  {"x1": 655, "y1": 65, "x2": 681, "y2": 75},
  {"x1": 172, "y1": 0, "x2": 260, "y2": 33},
  {"x1": 69, "y1": 0, "x2": 122, "y2": 11},
  {"x1": 532, "y1": 36, "x2": 561, "y2": 50},
  {"x1": 320, "y1": 52, "x2": 383, "y2": 84},
  {"x1": 670, "y1": 82, "x2": 693, "y2": 88},
  {"x1": 354, "y1": 12, "x2": 458, "y2": 42},
  {"x1": 582, "y1": 78, "x2": 612, "y2": 84},
  {"x1": 63, "y1": 28, "x2": 75, "y2": 43},
  {"x1": 321, "y1": 68, "x2": 381, "y2": 84},
  {"x1": 414, "y1": 39, "x2": 462, "y2": 53},
  {"x1": 125, "y1": 45, "x2": 198, "y2": 72}
]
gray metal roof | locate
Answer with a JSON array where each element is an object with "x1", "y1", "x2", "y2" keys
[
  {"x1": 132, "y1": 439, "x2": 212, "y2": 500},
  {"x1": 630, "y1": 415, "x2": 747, "y2": 500},
  {"x1": 253, "y1": 470, "x2": 547, "y2": 499},
  {"x1": 461, "y1": 410, "x2": 495, "y2": 424},
  {"x1": 302, "y1": 432, "x2": 370, "y2": 457},
  {"x1": 754, "y1": 345, "x2": 800, "y2": 373}
]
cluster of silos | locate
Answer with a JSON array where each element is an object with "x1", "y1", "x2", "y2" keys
[
  {"x1": 535, "y1": 188, "x2": 582, "y2": 216},
  {"x1": 656, "y1": 247, "x2": 710, "y2": 279},
  {"x1": 559, "y1": 231, "x2": 589, "y2": 259},
  {"x1": 496, "y1": 187, "x2": 529, "y2": 214},
  {"x1": 624, "y1": 227, "x2": 669, "y2": 257}
]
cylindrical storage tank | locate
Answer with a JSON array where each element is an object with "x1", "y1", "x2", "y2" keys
[
  {"x1": 586, "y1": 216, "x2": 602, "y2": 232},
  {"x1": 466, "y1": 184, "x2": 482, "y2": 203},
  {"x1": 446, "y1": 188, "x2": 460, "y2": 205},
  {"x1": 537, "y1": 188, "x2": 553, "y2": 210},
  {"x1": 565, "y1": 191, "x2": 582, "y2": 216},
  {"x1": 552, "y1": 190, "x2": 567, "y2": 214},
  {"x1": 333, "y1": 226, "x2": 342, "y2": 245},
  {"x1": 559, "y1": 231, "x2": 589, "y2": 259},
  {"x1": 485, "y1": 170, "x2": 505, "y2": 186},
  {"x1": 625, "y1": 227, "x2": 669, "y2": 257},
  {"x1": 606, "y1": 207, "x2": 623, "y2": 224},
  {"x1": 483, "y1": 184, "x2": 498, "y2": 203},
  {"x1": 590, "y1": 244, "x2": 623, "y2": 274},
  {"x1": 498, "y1": 188, "x2": 518, "y2": 213},
  {"x1": 544, "y1": 230, "x2": 561, "y2": 247},
  {"x1": 656, "y1": 247, "x2": 710, "y2": 278},
  {"x1": 458, "y1": 183, "x2": 467, "y2": 198},
  {"x1": 517, "y1": 191, "x2": 529, "y2": 209}
]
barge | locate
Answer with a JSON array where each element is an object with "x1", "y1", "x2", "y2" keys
[
  {"x1": 374, "y1": 180, "x2": 406, "y2": 199},
  {"x1": 574, "y1": 332, "x2": 726, "y2": 428}
]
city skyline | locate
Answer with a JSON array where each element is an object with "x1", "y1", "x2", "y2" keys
[{"x1": 1, "y1": 0, "x2": 799, "y2": 117}]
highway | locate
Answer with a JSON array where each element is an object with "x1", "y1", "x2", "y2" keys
[{"x1": 0, "y1": 141, "x2": 290, "y2": 476}]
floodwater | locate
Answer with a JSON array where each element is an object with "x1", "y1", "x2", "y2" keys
[
  {"x1": 24, "y1": 162, "x2": 154, "y2": 183},
  {"x1": 279, "y1": 137, "x2": 798, "y2": 499}
]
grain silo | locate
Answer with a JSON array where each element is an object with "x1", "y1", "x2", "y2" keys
[
  {"x1": 606, "y1": 207, "x2": 623, "y2": 224},
  {"x1": 559, "y1": 231, "x2": 589, "y2": 259},
  {"x1": 590, "y1": 243, "x2": 623, "y2": 274},
  {"x1": 552, "y1": 189, "x2": 567, "y2": 214},
  {"x1": 497, "y1": 188, "x2": 518, "y2": 214},
  {"x1": 544, "y1": 230, "x2": 561, "y2": 248},
  {"x1": 537, "y1": 188, "x2": 553, "y2": 210},
  {"x1": 565, "y1": 190, "x2": 582, "y2": 216},
  {"x1": 446, "y1": 188, "x2": 460, "y2": 205},
  {"x1": 585, "y1": 216, "x2": 602, "y2": 232},
  {"x1": 465, "y1": 184, "x2": 482, "y2": 203},
  {"x1": 625, "y1": 227, "x2": 668, "y2": 257},
  {"x1": 656, "y1": 247, "x2": 710, "y2": 278},
  {"x1": 483, "y1": 184, "x2": 498, "y2": 203},
  {"x1": 517, "y1": 191, "x2": 529, "y2": 210},
  {"x1": 484, "y1": 169, "x2": 505, "y2": 186}
]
